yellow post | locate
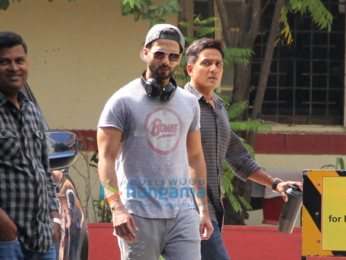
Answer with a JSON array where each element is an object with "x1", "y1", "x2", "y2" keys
[{"x1": 302, "y1": 170, "x2": 346, "y2": 258}]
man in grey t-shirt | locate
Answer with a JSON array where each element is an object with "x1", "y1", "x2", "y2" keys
[{"x1": 97, "y1": 24, "x2": 213, "y2": 260}]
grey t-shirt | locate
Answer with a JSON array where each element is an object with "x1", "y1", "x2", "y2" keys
[{"x1": 98, "y1": 77, "x2": 201, "y2": 218}]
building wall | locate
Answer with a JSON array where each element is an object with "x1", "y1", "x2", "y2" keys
[
  {"x1": 2, "y1": 1, "x2": 345, "y2": 225},
  {"x1": 0, "y1": 0, "x2": 176, "y2": 129}
]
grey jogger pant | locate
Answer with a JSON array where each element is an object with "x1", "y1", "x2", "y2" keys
[{"x1": 117, "y1": 208, "x2": 201, "y2": 260}]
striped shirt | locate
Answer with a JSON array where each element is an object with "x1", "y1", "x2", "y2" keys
[
  {"x1": 0, "y1": 90, "x2": 59, "y2": 252},
  {"x1": 185, "y1": 83, "x2": 260, "y2": 228}
]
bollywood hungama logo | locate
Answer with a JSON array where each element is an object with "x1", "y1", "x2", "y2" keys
[
  {"x1": 127, "y1": 177, "x2": 206, "y2": 201},
  {"x1": 100, "y1": 182, "x2": 123, "y2": 205}
]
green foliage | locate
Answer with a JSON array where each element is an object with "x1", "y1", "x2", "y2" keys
[
  {"x1": 279, "y1": 4, "x2": 293, "y2": 45},
  {"x1": 47, "y1": 0, "x2": 74, "y2": 2},
  {"x1": 174, "y1": 53, "x2": 187, "y2": 82},
  {"x1": 179, "y1": 18, "x2": 253, "y2": 66},
  {"x1": 219, "y1": 97, "x2": 271, "y2": 213},
  {"x1": 239, "y1": 137, "x2": 255, "y2": 158},
  {"x1": 93, "y1": 199, "x2": 112, "y2": 223},
  {"x1": 222, "y1": 162, "x2": 252, "y2": 213},
  {"x1": 224, "y1": 99, "x2": 271, "y2": 157},
  {"x1": 223, "y1": 48, "x2": 254, "y2": 67},
  {"x1": 279, "y1": 0, "x2": 333, "y2": 45},
  {"x1": 288, "y1": 0, "x2": 333, "y2": 30},
  {"x1": 230, "y1": 119, "x2": 272, "y2": 133},
  {"x1": 121, "y1": 0, "x2": 181, "y2": 27},
  {"x1": 192, "y1": 16, "x2": 218, "y2": 38},
  {"x1": 175, "y1": 17, "x2": 253, "y2": 84},
  {"x1": 0, "y1": 0, "x2": 18, "y2": 10},
  {"x1": 224, "y1": 100, "x2": 248, "y2": 117},
  {"x1": 222, "y1": 163, "x2": 241, "y2": 212},
  {"x1": 179, "y1": 21, "x2": 194, "y2": 29},
  {"x1": 0, "y1": 0, "x2": 73, "y2": 10},
  {"x1": 321, "y1": 157, "x2": 345, "y2": 170},
  {"x1": 197, "y1": 27, "x2": 218, "y2": 38},
  {"x1": 215, "y1": 94, "x2": 271, "y2": 213},
  {"x1": 194, "y1": 16, "x2": 217, "y2": 27},
  {"x1": 216, "y1": 96, "x2": 272, "y2": 134},
  {"x1": 183, "y1": 36, "x2": 197, "y2": 44}
]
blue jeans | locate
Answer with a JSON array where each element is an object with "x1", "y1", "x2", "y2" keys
[
  {"x1": 201, "y1": 221, "x2": 230, "y2": 260},
  {"x1": 0, "y1": 238, "x2": 56, "y2": 260}
]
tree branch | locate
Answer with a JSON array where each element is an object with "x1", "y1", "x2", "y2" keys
[
  {"x1": 215, "y1": 0, "x2": 234, "y2": 48},
  {"x1": 248, "y1": 0, "x2": 286, "y2": 147},
  {"x1": 177, "y1": 0, "x2": 188, "y2": 39}
]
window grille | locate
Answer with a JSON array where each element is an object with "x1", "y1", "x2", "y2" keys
[{"x1": 250, "y1": 0, "x2": 345, "y2": 125}]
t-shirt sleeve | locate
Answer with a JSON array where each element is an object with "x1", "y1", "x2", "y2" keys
[
  {"x1": 188, "y1": 96, "x2": 200, "y2": 132},
  {"x1": 98, "y1": 93, "x2": 127, "y2": 132}
]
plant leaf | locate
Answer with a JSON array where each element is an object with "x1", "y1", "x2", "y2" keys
[
  {"x1": 336, "y1": 157, "x2": 345, "y2": 170},
  {"x1": 179, "y1": 21, "x2": 194, "y2": 29}
]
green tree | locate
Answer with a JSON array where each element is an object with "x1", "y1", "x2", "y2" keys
[
  {"x1": 0, "y1": 0, "x2": 74, "y2": 11},
  {"x1": 0, "y1": 0, "x2": 20, "y2": 10},
  {"x1": 210, "y1": 0, "x2": 332, "y2": 147},
  {"x1": 121, "y1": 0, "x2": 181, "y2": 27}
]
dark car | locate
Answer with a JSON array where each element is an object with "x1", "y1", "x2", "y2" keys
[{"x1": 22, "y1": 83, "x2": 89, "y2": 260}]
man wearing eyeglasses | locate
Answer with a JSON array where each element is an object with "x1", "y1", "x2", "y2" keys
[{"x1": 97, "y1": 24, "x2": 213, "y2": 260}]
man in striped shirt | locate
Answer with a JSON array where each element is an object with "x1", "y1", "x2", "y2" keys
[{"x1": 185, "y1": 38, "x2": 302, "y2": 260}]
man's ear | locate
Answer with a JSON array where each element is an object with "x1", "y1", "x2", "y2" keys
[
  {"x1": 186, "y1": 64, "x2": 194, "y2": 77},
  {"x1": 142, "y1": 48, "x2": 149, "y2": 62}
]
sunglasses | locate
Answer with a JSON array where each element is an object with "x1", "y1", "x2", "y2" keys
[{"x1": 150, "y1": 50, "x2": 181, "y2": 63}]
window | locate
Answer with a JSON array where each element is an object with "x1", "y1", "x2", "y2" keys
[
  {"x1": 191, "y1": 0, "x2": 345, "y2": 125},
  {"x1": 250, "y1": 0, "x2": 345, "y2": 125}
]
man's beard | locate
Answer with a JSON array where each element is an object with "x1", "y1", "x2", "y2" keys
[{"x1": 148, "y1": 63, "x2": 177, "y2": 83}]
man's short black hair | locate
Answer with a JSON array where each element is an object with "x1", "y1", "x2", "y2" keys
[
  {"x1": 186, "y1": 38, "x2": 224, "y2": 65},
  {"x1": 0, "y1": 31, "x2": 27, "y2": 54}
]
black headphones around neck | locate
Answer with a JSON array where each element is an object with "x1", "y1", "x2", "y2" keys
[{"x1": 142, "y1": 75, "x2": 177, "y2": 101}]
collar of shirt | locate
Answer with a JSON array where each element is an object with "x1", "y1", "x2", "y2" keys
[
  {"x1": 184, "y1": 82, "x2": 224, "y2": 106},
  {"x1": 0, "y1": 90, "x2": 30, "y2": 110}
]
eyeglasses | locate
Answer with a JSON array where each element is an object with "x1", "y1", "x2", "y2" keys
[{"x1": 150, "y1": 50, "x2": 181, "y2": 63}]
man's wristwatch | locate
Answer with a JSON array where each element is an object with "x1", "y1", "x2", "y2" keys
[
  {"x1": 272, "y1": 178, "x2": 282, "y2": 192},
  {"x1": 52, "y1": 218, "x2": 61, "y2": 226}
]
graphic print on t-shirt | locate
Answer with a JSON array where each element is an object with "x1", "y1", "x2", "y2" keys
[{"x1": 144, "y1": 107, "x2": 183, "y2": 155}]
